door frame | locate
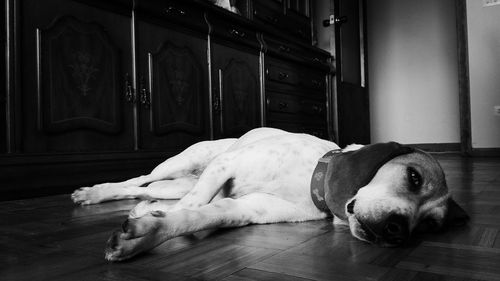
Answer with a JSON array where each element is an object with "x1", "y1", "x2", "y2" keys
[
  {"x1": 331, "y1": 0, "x2": 370, "y2": 146},
  {"x1": 455, "y1": 0, "x2": 472, "y2": 155}
]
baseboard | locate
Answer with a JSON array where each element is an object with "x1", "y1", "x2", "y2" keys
[
  {"x1": 0, "y1": 151, "x2": 175, "y2": 201},
  {"x1": 406, "y1": 143, "x2": 461, "y2": 153},
  {"x1": 471, "y1": 147, "x2": 500, "y2": 157}
]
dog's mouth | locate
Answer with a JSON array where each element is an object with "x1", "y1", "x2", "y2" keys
[
  {"x1": 350, "y1": 216, "x2": 406, "y2": 247},
  {"x1": 352, "y1": 216, "x2": 379, "y2": 244}
]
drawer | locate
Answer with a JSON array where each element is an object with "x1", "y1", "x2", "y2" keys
[
  {"x1": 266, "y1": 92, "x2": 326, "y2": 118},
  {"x1": 266, "y1": 62, "x2": 301, "y2": 86},
  {"x1": 303, "y1": 71, "x2": 326, "y2": 91},
  {"x1": 283, "y1": 8, "x2": 311, "y2": 42},
  {"x1": 252, "y1": 1, "x2": 284, "y2": 26},
  {"x1": 266, "y1": 59, "x2": 327, "y2": 92},
  {"x1": 267, "y1": 121, "x2": 328, "y2": 139},
  {"x1": 135, "y1": 0, "x2": 206, "y2": 31},
  {"x1": 264, "y1": 36, "x2": 331, "y2": 68},
  {"x1": 206, "y1": 13, "x2": 260, "y2": 49}
]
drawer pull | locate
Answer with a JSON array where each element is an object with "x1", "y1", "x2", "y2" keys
[
  {"x1": 278, "y1": 102, "x2": 288, "y2": 109},
  {"x1": 279, "y1": 45, "x2": 291, "y2": 53},
  {"x1": 229, "y1": 28, "x2": 246, "y2": 38},
  {"x1": 265, "y1": 15, "x2": 279, "y2": 24},
  {"x1": 278, "y1": 72, "x2": 289, "y2": 80},
  {"x1": 311, "y1": 80, "x2": 321, "y2": 88},
  {"x1": 165, "y1": 6, "x2": 186, "y2": 16},
  {"x1": 312, "y1": 105, "x2": 323, "y2": 114}
]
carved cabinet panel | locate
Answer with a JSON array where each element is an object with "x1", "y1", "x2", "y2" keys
[
  {"x1": 211, "y1": 43, "x2": 261, "y2": 138},
  {"x1": 136, "y1": 19, "x2": 210, "y2": 150},
  {"x1": 20, "y1": 0, "x2": 134, "y2": 152},
  {"x1": 37, "y1": 16, "x2": 121, "y2": 134}
]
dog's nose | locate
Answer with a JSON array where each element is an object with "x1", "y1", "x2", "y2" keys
[
  {"x1": 382, "y1": 214, "x2": 409, "y2": 245},
  {"x1": 346, "y1": 200, "x2": 356, "y2": 214}
]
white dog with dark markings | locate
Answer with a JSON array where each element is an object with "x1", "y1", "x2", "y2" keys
[{"x1": 71, "y1": 127, "x2": 468, "y2": 261}]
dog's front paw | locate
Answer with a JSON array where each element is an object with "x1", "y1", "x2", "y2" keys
[
  {"x1": 104, "y1": 211, "x2": 165, "y2": 261},
  {"x1": 71, "y1": 187, "x2": 102, "y2": 205},
  {"x1": 71, "y1": 183, "x2": 120, "y2": 205}
]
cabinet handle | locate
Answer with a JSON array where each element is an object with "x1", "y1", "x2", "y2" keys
[
  {"x1": 139, "y1": 76, "x2": 150, "y2": 109},
  {"x1": 165, "y1": 6, "x2": 186, "y2": 16},
  {"x1": 124, "y1": 73, "x2": 135, "y2": 103},
  {"x1": 312, "y1": 57, "x2": 321, "y2": 63},
  {"x1": 265, "y1": 15, "x2": 279, "y2": 24},
  {"x1": 229, "y1": 28, "x2": 246, "y2": 38},
  {"x1": 213, "y1": 96, "x2": 221, "y2": 113},
  {"x1": 312, "y1": 105, "x2": 323, "y2": 114},
  {"x1": 279, "y1": 45, "x2": 291, "y2": 53},
  {"x1": 278, "y1": 102, "x2": 288, "y2": 110},
  {"x1": 311, "y1": 80, "x2": 321, "y2": 88},
  {"x1": 278, "y1": 72, "x2": 289, "y2": 80}
]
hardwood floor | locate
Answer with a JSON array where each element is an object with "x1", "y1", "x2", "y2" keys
[{"x1": 1, "y1": 155, "x2": 500, "y2": 281}]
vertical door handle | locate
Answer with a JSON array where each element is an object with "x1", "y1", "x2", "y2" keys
[
  {"x1": 124, "y1": 73, "x2": 135, "y2": 103},
  {"x1": 139, "y1": 75, "x2": 150, "y2": 109}
]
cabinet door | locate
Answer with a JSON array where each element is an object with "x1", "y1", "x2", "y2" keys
[
  {"x1": 1, "y1": 0, "x2": 6, "y2": 153},
  {"x1": 211, "y1": 44, "x2": 261, "y2": 138},
  {"x1": 136, "y1": 20, "x2": 210, "y2": 150},
  {"x1": 20, "y1": 0, "x2": 134, "y2": 153}
]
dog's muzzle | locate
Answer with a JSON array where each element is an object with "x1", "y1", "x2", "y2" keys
[{"x1": 348, "y1": 200, "x2": 410, "y2": 246}]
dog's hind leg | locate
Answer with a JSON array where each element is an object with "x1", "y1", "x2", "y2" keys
[
  {"x1": 71, "y1": 138, "x2": 236, "y2": 205},
  {"x1": 105, "y1": 193, "x2": 327, "y2": 261},
  {"x1": 167, "y1": 149, "x2": 240, "y2": 211},
  {"x1": 72, "y1": 176, "x2": 199, "y2": 205}
]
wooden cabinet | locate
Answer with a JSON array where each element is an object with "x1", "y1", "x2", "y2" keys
[
  {"x1": 0, "y1": 0, "x2": 5, "y2": 153},
  {"x1": 252, "y1": 0, "x2": 312, "y2": 43},
  {"x1": 135, "y1": 2, "x2": 211, "y2": 150},
  {"x1": 20, "y1": 0, "x2": 135, "y2": 153},
  {"x1": 2, "y1": 0, "x2": 333, "y2": 199},
  {"x1": 207, "y1": 13, "x2": 262, "y2": 138},
  {"x1": 211, "y1": 44, "x2": 261, "y2": 138},
  {"x1": 263, "y1": 35, "x2": 332, "y2": 139}
]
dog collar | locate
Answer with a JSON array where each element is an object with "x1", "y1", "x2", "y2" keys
[{"x1": 310, "y1": 149, "x2": 342, "y2": 217}]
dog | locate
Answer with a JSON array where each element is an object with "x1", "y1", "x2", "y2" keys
[{"x1": 71, "y1": 127, "x2": 468, "y2": 261}]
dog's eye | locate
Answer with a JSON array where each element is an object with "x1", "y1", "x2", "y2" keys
[{"x1": 407, "y1": 167, "x2": 422, "y2": 191}]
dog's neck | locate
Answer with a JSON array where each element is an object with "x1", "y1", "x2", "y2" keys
[
  {"x1": 310, "y1": 143, "x2": 415, "y2": 221},
  {"x1": 310, "y1": 149, "x2": 343, "y2": 218}
]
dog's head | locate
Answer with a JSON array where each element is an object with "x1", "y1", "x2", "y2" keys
[{"x1": 323, "y1": 142, "x2": 469, "y2": 247}]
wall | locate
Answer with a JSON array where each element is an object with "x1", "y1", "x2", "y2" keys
[
  {"x1": 466, "y1": 0, "x2": 500, "y2": 149},
  {"x1": 366, "y1": 0, "x2": 460, "y2": 144}
]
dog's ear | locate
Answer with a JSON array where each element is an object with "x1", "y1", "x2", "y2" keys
[
  {"x1": 444, "y1": 198, "x2": 469, "y2": 227},
  {"x1": 324, "y1": 142, "x2": 414, "y2": 220}
]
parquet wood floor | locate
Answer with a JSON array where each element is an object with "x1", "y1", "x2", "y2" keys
[{"x1": 1, "y1": 155, "x2": 500, "y2": 281}]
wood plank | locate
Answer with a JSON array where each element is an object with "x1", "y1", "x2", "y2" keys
[
  {"x1": 223, "y1": 268, "x2": 313, "y2": 281},
  {"x1": 397, "y1": 241, "x2": 500, "y2": 280},
  {"x1": 249, "y1": 251, "x2": 390, "y2": 281}
]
